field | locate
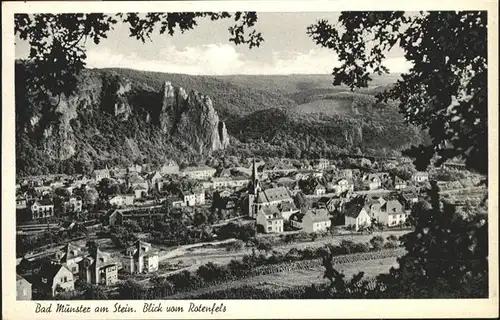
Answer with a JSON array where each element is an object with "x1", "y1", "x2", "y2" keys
[{"x1": 167, "y1": 255, "x2": 400, "y2": 299}]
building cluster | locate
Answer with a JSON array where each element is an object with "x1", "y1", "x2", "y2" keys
[
  {"x1": 16, "y1": 156, "x2": 435, "y2": 299},
  {"x1": 243, "y1": 158, "x2": 427, "y2": 233},
  {"x1": 16, "y1": 239, "x2": 160, "y2": 299}
]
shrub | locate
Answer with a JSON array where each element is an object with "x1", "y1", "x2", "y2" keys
[{"x1": 370, "y1": 236, "x2": 385, "y2": 251}]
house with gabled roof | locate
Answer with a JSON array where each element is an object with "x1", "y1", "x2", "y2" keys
[
  {"x1": 16, "y1": 274, "x2": 32, "y2": 300},
  {"x1": 52, "y1": 243, "x2": 86, "y2": 275},
  {"x1": 160, "y1": 160, "x2": 179, "y2": 175},
  {"x1": 300, "y1": 208, "x2": 332, "y2": 233},
  {"x1": 122, "y1": 240, "x2": 159, "y2": 274},
  {"x1": 30, "y1": 199, "x2": 54, "y2": 220},
  {"x1": 38, "y1": 262, "x2": 74, "y2": 297},
  {"x1": 93, "y1": 167, "x2": 110, "y2": 182},
  {"x1": 343, "y1": 203, "x2": 371, "y2": 231},
  {"x1": 78, "y1": 248, "x2": 119, "y2": 286},
  {"x1": 314, "y1": 184, "x2": 326, "y2": 196},
  {"x1": 133, "y1": 185, "x2": 148, "y2": 199},
  {"x1": 375, "y1": 199, "x2": 406, "y2": 227},
  {"x1": 146, "y1": 171, "x2": 163, "y2": 190},
  {"x1": 362, "y1": 174, "x2": 382, "y2": 190},
  {"x1": 394, "y1": 175, "x2": 408, "y2": 190},
  {"x1": 256, "y1": 207, "x2": 284, "y2": 233},
  {"x1": 109, "y1": 194, "x2": 135, "y2": 207}
]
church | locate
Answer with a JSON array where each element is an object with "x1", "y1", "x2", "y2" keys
[{"x1": 247, "y1": 159, "x2": 299, "y2": 223}]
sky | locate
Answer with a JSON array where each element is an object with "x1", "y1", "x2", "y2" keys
[{"x1": 15, "y1": 12, "x2": 412, "y2": 75}]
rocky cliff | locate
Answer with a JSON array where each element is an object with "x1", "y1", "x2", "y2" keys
[{"x1": 15, "y1": 64, "x2": 230, "y2": 176}]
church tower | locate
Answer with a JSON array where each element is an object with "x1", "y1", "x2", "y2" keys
[{"x1": 248, "y1": 158, "x2": 261, "y2": 218}]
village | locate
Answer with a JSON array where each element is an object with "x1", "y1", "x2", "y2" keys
[{"x1": 15, "y1": 155, "x2": 483, "y2": 300}]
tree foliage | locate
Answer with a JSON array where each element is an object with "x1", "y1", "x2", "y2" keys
[
  {"x1": 15, "y1": 12, "x2": 262, "y2": 99},
  {"x1": 307, "y1": 11, "x2": 487, "y2": 174}
]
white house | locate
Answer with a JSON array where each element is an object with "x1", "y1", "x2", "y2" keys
[
  {"x1": 133, "y1": 185, "x2": 148, "y2": 199},
  {"x1": 109, "y1": 194, "x2": 135, "y2": 207},
  {"x1": 344, "y1": 204, "x2": 372, "y2": 231},
  {"x1": 302, "y1": 208, "x2": 332, "y2": 233},
  {"x1": 93, "y1": 167, "x2": 110, "y2": 182},
  {"x1": 181, "y1": 191, "x2": 196, "y2": 206},
  {"x1": 372, "y1": 199, "x2": 406, "y2": 227},
  {"x1": 394, "y1": 176, "x2": 408, "y2": 190},
  {"x1": 256, "y1": 207, "x2": 284, "y2": 233},
  {"x1": 39, "y1": 263, "x2": 75, "y2": 297},
  {"x1": 62, "y1": 197, "x2": 83, "y2": 213},
  {"x1": 314, "y1": 184, "x2": 326, "y2": 196},
  {"x1": 31, "y1": 199, "x2": 54, "y2": 220},
  {"x1": 363, "y1": 174, "x2": 382, "y2": 190},
  {"x1": 180, "y1": 166, "x2": 216, "y2": 180},
  {"x1": 123, "y1": 241, "x2": 159, "y2": 274},
  {"x1": 412, "y1": 172, "x2": 429, "y2": 183},
  {"x1": 315, "y1": 158, "x2": 330, "y2": 170},
  {"x1": 160, "y1": 160, "x2": 179, "y2": 175},
  {"x1": 52, "y1": 243, "x2": 86, "y2": 275}
]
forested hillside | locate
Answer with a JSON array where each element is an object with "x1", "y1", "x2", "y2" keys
[{"x1": 16, "y1": 63, "x2": 428, "y2": 176}]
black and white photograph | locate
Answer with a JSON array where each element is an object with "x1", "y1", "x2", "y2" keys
[{"x1": 2, "y1": 1, "x2": 498, "y2": 319}]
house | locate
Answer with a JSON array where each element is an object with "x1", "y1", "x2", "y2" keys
[
  {"x1": 412, "y1": 172, "x2": 429, "y2": 183},
  {"x1": 330, "y1": 178, "x2": 353, "y2": 195},
  {"x1": 394, "y1": 176, "x2": 408, "y2": 190},
  {"x1": 128, "y1": 174, "x2": 149, "y2": 190},
  {"x1": 39, "y1": 263, "x2": 74, "y2": 297},
  {"x1": 295, "y1": 169, "x2": 323, "y2": 180},
  {"x1": 79, "y1": 248, "x2": 119, "y2": 286},
  {"x1": 318, "y1": 196, "x2": 344, "y2": 213},
  {"x1": 16, "y1": 274, "x2": 32, "y2": 300},
  {"x1": 62, "y1": 197, "x2": 83, "y2": 213},
  {"x1": 181, "y1": 191, "x2": 196, "y2": 206},
  {"x1": 218, "y1": 168, "x2": 232, "y2": 178},
  {"x1": 338, "y1": 169, "x2": 353, "y2": 179},
  {"x1": 122, "y1": 240, "x2": 159, "y2": 274},
  {"x1": 212, "y1": 177, "x2": 250, "y2": 189},
  {"x1": 93, "y1": 167, "x2": 110, "y2": 182},
  {"x1": 146, "y1": 171, "x2": 163, "y2": 190},
  {"x1": 344, "y1": 203, "x2": 372, "y2": 231},
  {"x1": 128, "y1": 164, "x2": 143, "y2": 174},
  {"x1": 31, "y1": 199, "x2": 54, "y2": 220},
  {"x1": 71, "y1": 175, "x2": 89, "y2": 188},
  {"x1": 362, "y1": 174, "x2": 382, "y2": 190},
  {"x1": 377, "y1": 200, "x2": 406, "y2": 227},
  {"x1": 180, "y1": 166, "x2": 216, "y2": 180},
  {"x1": 108, "y1": 208, "x2": 165, "y2": 226},
  {"x1": 314, "y1": 184, "x2": 326, "y2": 196},
  {"x1": 252, "y1": 187, "x2": 295, "y2": 218},
  {"x1": 256, "y1": 207, "x2": 284, "y2": 233},
  {"x1": 301, "y1": 208, "x2": 332, "y2": 233},
  {"x1": 109, "y1": 194, "x2": 135, "y2": 207},
  {"x1": 52, "y1": 243, "x2": 86, "y2": 275},
  {"x1": 34, "y1": 186, "x2": 52, "y2": 196},
  {"x1": 193, "y1": 189, "x2": 205, "y2": 205},
  {"x1": 16, "y1": 196, "x2": 27, "y2": 210},
  {"x1": 365, "y1": 195, "x2": 386, "y2": 219},
  {"x1": 279, "y1": 201, "x2": 300, "y2": 220},
  {"x1": 400, "y1": 192, "x2": 419, "y2": 209},
  {"x1": 289, "y1": 213, "x2": 304, "y2": 229},
  {"x1": 160, "y1": 160, "x2": 179, "y2": 175},
  {"x1": 315, "y1": 158, "x2": 330, "y2": 170},
  {"x1": 50, "y1": 181, "x2": 65, "y2": 189},
  {"x1": 170, "y1": 197, "x2": 185, "y2": 208},
  {"x1": 133, "y1": 185, "x2": 148, "y2": 199}
]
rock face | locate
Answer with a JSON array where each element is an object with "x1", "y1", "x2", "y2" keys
[
  {"x1": 17, "y1": 69, "x2": 230, "y2": 172},
  {"x1": 159, "y1": 81, "x2": 230, "y2": 153}
]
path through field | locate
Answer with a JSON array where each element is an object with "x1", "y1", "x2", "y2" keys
[{"x1": 167, "y1": 253, "x2": 402, "y2": 299}]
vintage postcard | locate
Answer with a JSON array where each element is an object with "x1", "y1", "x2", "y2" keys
[{"x1": 2, "y1": 0, "x2": 499, "y2": 319}]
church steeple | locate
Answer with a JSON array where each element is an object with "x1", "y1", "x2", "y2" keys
[
  {"x1": 251, "y1": 157, "x2": 260, "y2": 194},
  {"x1": 252, "y1": 158, "x2": 257, "y2": 183}
]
